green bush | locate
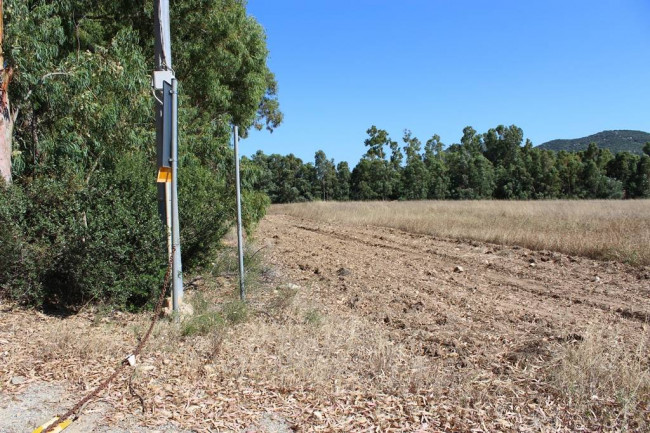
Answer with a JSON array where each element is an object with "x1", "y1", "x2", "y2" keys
[
  {"x1": 0, "y1": 0, "x2": 277, "y2": 310},
  {"x1": 222, "y1": 300, "x2": 249, "y2": 324},
  {"x1": 0, "y1": 184, "x2": 44, "y2": 303},
  {"x1": 0, "y1": 152, "x2": 168, "y2": 308},
  {"x1": 178, "y1": 156, "x2": 233, "y2": 270},
  {"x1": 181, "y1": 311, "x2": 225, "y2": 337},
  {"x1": 0, "y1": 149, "x2": 271, "y2": 310}
]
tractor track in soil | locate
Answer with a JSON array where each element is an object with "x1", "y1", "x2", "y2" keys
[{"x1": 259, "y1": 214, "x2": 650, "y2": 367}]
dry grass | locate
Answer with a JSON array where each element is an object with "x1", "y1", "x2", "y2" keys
[
  {"x1": 9, "y1": 281, "x2": 649, "y2": 430},
  {"x1": 550, "y1": 325, "x2": 650, "y2": 430},
  {"x1": 212, "y1": 286, "x2": 440, "y2": 397},
  {"x1": 272, "y1": 200, "x2": 650, "y2": 265}
]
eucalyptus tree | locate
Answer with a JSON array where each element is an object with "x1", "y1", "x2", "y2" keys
[
  {"x1": 423, "y1": 134, "x2": 449, "y2": 199},
  {"x1": 314, "y1": 149, "x2": 336, "y2": 200},
  {"x1": 356, "y1": 125, "x2": 395, "y2": 199},
  {"x1": 401, "y1": 129, "x2": 427, "y2": 200},
  {"x1": 335, "y1": 161, "x2": 351, "y2": 200},
  {"x1": 634, "y1": 154, "x2": 650, "y2": 197}
]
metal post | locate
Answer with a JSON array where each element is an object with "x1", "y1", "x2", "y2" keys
[
  {"x1": 171, "y1": 78, "x2": 183, "y2": 311},
  {"x1": 234, "y1": 126, "x2": 245, "y2": 301}
]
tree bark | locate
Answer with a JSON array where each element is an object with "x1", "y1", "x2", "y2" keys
[{"x1": 0, "y1": 0, "x2": 14, "y2": 184}]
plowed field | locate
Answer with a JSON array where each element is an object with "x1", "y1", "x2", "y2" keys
[{"x1": 254, "y1": 213, "x2": 650, "y2": 431}]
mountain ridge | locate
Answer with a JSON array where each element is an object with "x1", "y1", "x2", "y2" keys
[{"x1": 537, "y1": 130, "x2": 650, "y2": 155}]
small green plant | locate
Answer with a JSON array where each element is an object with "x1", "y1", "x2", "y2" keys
[
  {"x1": 181, "y1": 312, "x2": 224, "y2": 337},
  {"x1": 304, "y1": 308, "x2": 322, "y2": 326},
  {"x1": 189, "y1": 292, "x2": 211, "y2": 315},
  {"x1": 210, "y1": 242, "x2": 269, "y2": 295},
  {"x1": 222, "y1": 300, "x2": 248, "y2": 325},
  {"x1": 269, "y1": 285, "x2": 298, "y2": 312},
  {"x1": 90, "y1": 304, "x2": 115, "y2": 327}
]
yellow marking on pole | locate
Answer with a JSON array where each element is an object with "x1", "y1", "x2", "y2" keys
[
  {"x1": 157, "y1": 166, "x2": 172, "y2": 183},
  {"x1": 32, "y1": 417, "x2": 71, "y2": 433}
]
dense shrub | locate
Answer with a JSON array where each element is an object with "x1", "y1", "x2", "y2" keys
[
  {"x1": 0, "y1": 153, "x2": 167, "y2": 308},
  {"x1": 0, "y1": 149, "x2": 270, "y2": 309},
  {"x1": 178, "y1": 156, "x2": 233, "y2": 270}
]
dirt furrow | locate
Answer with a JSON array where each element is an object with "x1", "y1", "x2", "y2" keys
[{"x1": 260, "y1": 214, "x2": 650, "y2": 365}]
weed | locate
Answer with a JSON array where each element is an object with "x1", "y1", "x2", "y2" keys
[
  {"x1": 181, "y1": 312, "x2": 224, "y2": 337},
  {"x1": 190, "y1": 291, "x2": 211, "y2": 315},
  {"x1": 90, "y1": 304, "x2": 114, "y2": 327},
  {"x1": 209, "y1": 241, "x2": 268, "y2": 293},
  {"x1": 222, "y1": 300, "x2": 248, "y2": 325},
  {"x1": 303, "y1": 308, "x2": 322, "y2": 326},
  {"x1": 268, "y1": 285, "x2": 298, "y2": 313}
]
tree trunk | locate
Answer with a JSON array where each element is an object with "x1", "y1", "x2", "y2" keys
[{"x1": 0, "y1": 0, "x2": 14, "y2": 184}]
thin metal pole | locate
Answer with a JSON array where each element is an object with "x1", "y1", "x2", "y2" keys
[
  {"x1": 234, "y1": 126, "x2": 245, "y2": 301},
  {"x1": 171, "y1": 78, "x2": 183, "y2": 311}
]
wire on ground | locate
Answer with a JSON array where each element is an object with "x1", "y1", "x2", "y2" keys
[{"x1": 36, "y1": 248, "x2": 176, "y2": 433}]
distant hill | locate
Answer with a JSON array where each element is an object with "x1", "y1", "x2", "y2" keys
[{"x1": 537, "y1": 130, "x2": 650, "y2": 155}]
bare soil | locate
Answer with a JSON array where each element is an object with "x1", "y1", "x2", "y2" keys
[
  {"x1": 2, "y1": 213, "x2": 650, "y2": 432},
  {"x1": 255, "y1": 214, "x2": 650, "y2": 431}
]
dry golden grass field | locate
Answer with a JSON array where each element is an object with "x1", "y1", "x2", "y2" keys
[
  {"x1": 272, "y1": 200, "x2": 650, "y2": 266},
  {"x1": 2, "y1": 200, "x2": 650, "y2": 432}
]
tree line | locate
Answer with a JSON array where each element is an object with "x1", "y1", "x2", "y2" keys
[{"x1": 248, "y1": 125, "x2": 650, "y2": 203}]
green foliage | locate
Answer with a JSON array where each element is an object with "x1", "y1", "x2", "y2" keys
[
  {"x1": 351, "y1": 158, "x2": 384, "y2": 200},
  {"x1": 446, "y1": 145, "x2": 495, "y2": 199},
  {"x1": 607, "y1": 152, "x2": 640, "y2": 197},
  {"x1": 0, "y1": 184, "x2": 42, "y2": 303},
  {"x1": 401, "y1": 130, "x2": 428, "y2": 200},
  {"x1": 181, "y1": 312, "x2": 224, "y2": 337},
  {"x1": 248, "y1": 152, "x2": 315, "y2": 203},
  {"x1": 2, "y1": 0, "x2": 280, "y2": 308},
  {"x1": 304, "y1": 308, "x2": 323, "y2": 326},
  {"x1": 178, "y1": 157, "x2": 231, "y2": 269},
  {"x1": 423, "y1": 135, "x2": 449, "y2": 199},
  {"x1": 334, "y1": 161, "x2": 351, "y2": 200},
  {"x1": 172, "y1": 0, "x2": 281, "y2": 134},
  {"x1": 181, "y1": 291, "x2": 225, "y2": 337},
  {"x1": 364, "y1": 125, "x2": 390, "y2": 160},
  {"x1": 1, "y1": 152, "x2": 166, "y2": 307},
  {"x1": 314, "y1": 150, "x2": 337, "y2": 200},
  {"x1": 633, "y1": 155, "x2": 650, "y2": 198}
]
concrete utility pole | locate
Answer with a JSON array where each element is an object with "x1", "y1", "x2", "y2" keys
[
  {"x1": 154, "y1": 0, "x2": 183, "y2": 311},
  {"x1": 170, "y1": 78, "x2": 183, "y2": 310}
]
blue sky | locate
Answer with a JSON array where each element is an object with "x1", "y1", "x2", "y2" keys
[{"x1": 244, "y1": 0, "x2": 650, "y2": 166}]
